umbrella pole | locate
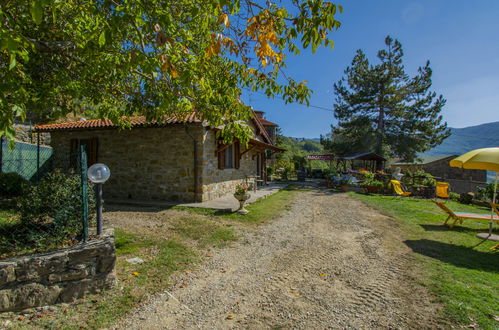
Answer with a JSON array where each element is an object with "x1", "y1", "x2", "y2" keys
[{"x1": 489, "y1": 172, "x2": 498, "y2": 235}]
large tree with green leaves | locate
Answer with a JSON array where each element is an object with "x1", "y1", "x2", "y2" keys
[
  {"x1": 322, "y1": 36, "x2": 450, "y2": 161},
  {"x1": 1, "y1": 0, "x2": 343, "y2": 143}
]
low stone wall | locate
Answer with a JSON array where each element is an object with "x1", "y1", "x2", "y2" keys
[{"x1": 0, "y1": 229, "x2": 116, "y2": 312}]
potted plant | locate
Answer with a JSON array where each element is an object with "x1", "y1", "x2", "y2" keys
[
  {"x1": 339, "y1": 179, "x2": 354, "y2": 192},
  {"x1": 234, "y1": 183, "x2": 250, "y2": 214},
  {"x1": 360, "y1": 171, "x2": 384, "y2": 193}
]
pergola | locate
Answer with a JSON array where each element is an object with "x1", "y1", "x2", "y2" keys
[{"x1": 336, "y1": 152, "x2": 387, "y2": 172}]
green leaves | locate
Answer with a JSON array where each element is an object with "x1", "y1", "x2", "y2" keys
[
  {"x1": 30, "y1": 0, "x2": 44, "y2": 25},
  {"x1": 99, "y1": 31, "x2": 106, "y2": 47},
  {"x1": 1, "y1": 0, "x2": 343, "y2": 144},
  {"x1": 327, "y1": 36, "x2": 449, "y2": 161}
]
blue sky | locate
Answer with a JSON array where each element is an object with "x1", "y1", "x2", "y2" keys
[{"x1": 242, "y1": 1, "x2": 499, "y2": 138}]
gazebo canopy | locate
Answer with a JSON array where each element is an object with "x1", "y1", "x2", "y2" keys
[{"x1": 338, "y1": 152, "x2": 386, "y2": 162}]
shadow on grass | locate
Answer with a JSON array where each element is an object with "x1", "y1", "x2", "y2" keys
[
  {"x1": 404, "y1": 239, "x2": 499, "y2": 273},
  {"x1": 419, "y1": 224, "x2": 497, "y2": 234}
]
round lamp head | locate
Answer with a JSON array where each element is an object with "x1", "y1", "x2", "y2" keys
[{"x1": 87, "y1": 163, "x2": 111, "y2": 183}]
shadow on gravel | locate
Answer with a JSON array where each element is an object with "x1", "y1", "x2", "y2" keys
[{"x1": 404, "y1": 239, "x2": 499, "y2": 273}]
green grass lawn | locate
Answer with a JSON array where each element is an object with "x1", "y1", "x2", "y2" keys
[{"x1": 351, "y1": 193, "x2": 499, "y2": 329}]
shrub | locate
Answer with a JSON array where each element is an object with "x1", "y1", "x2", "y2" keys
[
  {"x1": 476, "y1": 183, "x2": 498, "y2": 202},
  {"x1": 16, "y1": 170, "x2": 96, "y2": 246},
  {"x1": 0, "y1": 172, "x2": 29, "y2": 198},
  {"x1": 359, "y1": 171, "x2": 384, "y2": 188},
  {"x1": 485, "y1": 182, "x2": 497, "y2": 202},
  {"x1": 449, "y1": 192, "x2": 460, "y2": 201}
]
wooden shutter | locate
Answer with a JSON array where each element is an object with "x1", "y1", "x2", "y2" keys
[
  {"x1": 217, "y1": 147, "x2": 225, "y2": 170},
  {"x1": 88, "y1": 138, "x2": 99, "y2": 165},
  {"x1": 69, "y1": 139, "x2": 79, "y2": 169},
  {"x1": 234, "y1": 141, "x2": 240, "y2": 169}
]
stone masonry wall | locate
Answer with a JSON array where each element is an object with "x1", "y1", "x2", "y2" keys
[
  {"x1": 13, "y1": 124, "x2": 51, "y2": 145},
  {"x1": 0, "y1": 230, "x2": 116, "y2": 312},
  {"x1": 50, "y1": 125, "x2": 203, "y2": 202},
  {"x1": 200, "y1": 130, "x2": 261, "y2": 201}
]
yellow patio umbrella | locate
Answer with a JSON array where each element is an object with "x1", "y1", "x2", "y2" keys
[{"x1": 450, "y1": 147, "x2": 499, "y2": 235}]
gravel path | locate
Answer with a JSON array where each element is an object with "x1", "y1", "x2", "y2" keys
[{"x1": 116, "y1": 188, "x2": 442, "y2": 329}]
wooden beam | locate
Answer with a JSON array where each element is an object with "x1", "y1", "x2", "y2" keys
[
  {"x1": 214, "y1": 143, "x2": 231, "y2": 157},
  {"x1": 240, "y1": 145, "x2": 256, "y2": 158}
]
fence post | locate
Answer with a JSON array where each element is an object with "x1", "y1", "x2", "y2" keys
[
  {"x1": 36, "y1": 133, "x2": 40, "y2": 181},
  {"x1": 0, "y1": 135, "x2": 3, "y2": 174},
  {"x1": 80, "y1": 145, "x2": 89, "y2": 241}
]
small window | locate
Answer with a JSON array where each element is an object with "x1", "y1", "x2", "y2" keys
[{"x1": 217, "y1": 141, "x2": 240, "y2": 170}]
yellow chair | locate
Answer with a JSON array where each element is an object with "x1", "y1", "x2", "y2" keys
[
  {"x1": 390, "y1": 180, "x2": 412, "y2": 197},
  {"x1": 435, "y1": 182, "x2": 450, "y2": 199},
  {"x1": 491, "y1": 203, "x2": 499, "y2": 217}
]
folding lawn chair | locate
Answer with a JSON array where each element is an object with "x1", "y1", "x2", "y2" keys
[
  {"x1": 390, "y1": 180, "x2": 412, "y2": 197},
  {"x1": 433, "y1": 200, "x2": 499, "y2": 228}
]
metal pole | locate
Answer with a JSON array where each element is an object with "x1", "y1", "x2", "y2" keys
[
  {"x1": 0, "y1": 135, "x2": 3, "y2": 174},
  {"x1": 96, "y1": 183, "x2": 103, "y2": 236},
  {"x1": 80, "y1": 145, "x2": 88, "y2": 241},
  {"x1": 36, "y1": 133, "x2": 40, "y2": 181}
]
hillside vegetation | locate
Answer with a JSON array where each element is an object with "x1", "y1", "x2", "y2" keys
[
  {"x1": 276, "y1": 136, "x2": 329, "y2": 171},
  {"x1": 426, "y1": 121, "x2": 499, "y2": 155}
]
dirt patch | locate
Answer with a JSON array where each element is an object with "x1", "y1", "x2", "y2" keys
[{"x1": 112, "y1": 188, "x2": 444, "y2": 329}]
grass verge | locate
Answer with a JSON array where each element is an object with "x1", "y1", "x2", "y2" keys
[
  {"x1": 351, "y1": 193, "x2": 499, "y2": 328},
  {"x1": 172, "y1": 186, "x2": 302, "y2": 224}
]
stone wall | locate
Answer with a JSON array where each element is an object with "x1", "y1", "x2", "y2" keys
[
  {"x1": 392, "y1": 157, "x2": 487, "y2": 182},
  {"x1": 423, "y1": 157, "x2": 486, "y2": 182},
  {"x1": 446, "y1": 178, "x2": 488, "y2": 194},
  {"x1": 200, "y1": 130, "x2": 261, "y2": 201},
  {"x1": 13, "y1": 124, "x2": 51, "y2": 145},
  {"x1": 0, "y1": 230, "x2": 116, "y2": 312},
  {"x1": 50, "y1": 125, "x2": 204, "y2": 202}
]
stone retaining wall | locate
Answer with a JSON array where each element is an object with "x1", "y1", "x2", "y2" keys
[
  {"x1": 13, "y1": 124, "x2": 51, "y2": 145},
  {"x1": 0, "y1": 229, "x2": 116, "y2": 312}
]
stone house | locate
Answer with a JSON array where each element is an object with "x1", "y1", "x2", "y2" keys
[{"x1": 35, "y1": 112, "x2": 283, "y2": 202}]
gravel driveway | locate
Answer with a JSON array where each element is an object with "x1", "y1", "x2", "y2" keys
[{"x1": 116, "y1": 188, "x2": 442, "y2": 329}]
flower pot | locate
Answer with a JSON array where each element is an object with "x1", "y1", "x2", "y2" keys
[
  {"x1": 234, "y1": 193, "x2": 250, "y2": 214},
  {"x1": 364, "y1": 186, "x2": 379, "y2": 193}
]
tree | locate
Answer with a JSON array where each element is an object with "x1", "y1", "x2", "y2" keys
[
  {"x1": 322, "y1": 36, "x2": 450, "y2": 161},
  {"x1": 0, "y1": 0, "x2": 343, "y2": 144}
]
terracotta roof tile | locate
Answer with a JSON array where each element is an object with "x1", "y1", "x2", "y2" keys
[
  {"x1": 258, "y1": 118, "x2": 278, "y2": 127},
  {"x1": 35, "y1": 113, "x2": 201, "y2": 132}
]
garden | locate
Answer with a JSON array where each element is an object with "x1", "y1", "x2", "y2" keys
[{"x1": 352, "y1": 193, "x2": 498, "y2": 328}]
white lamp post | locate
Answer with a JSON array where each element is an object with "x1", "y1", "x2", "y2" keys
[{"x1": 87, "y1": 163, "x2": 111, "y2": 235}]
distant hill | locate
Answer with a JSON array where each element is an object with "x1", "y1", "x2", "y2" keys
[
  {"x1": 426, "y1": 121, "x2": 499, "y2": 156},
  {"x1": 279, "y1": 136, "x2": 323, "y2": 154}
]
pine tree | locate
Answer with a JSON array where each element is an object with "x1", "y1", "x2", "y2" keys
[{"x1": 324, "y1": 36, "x2": 450, "y2": 162}]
